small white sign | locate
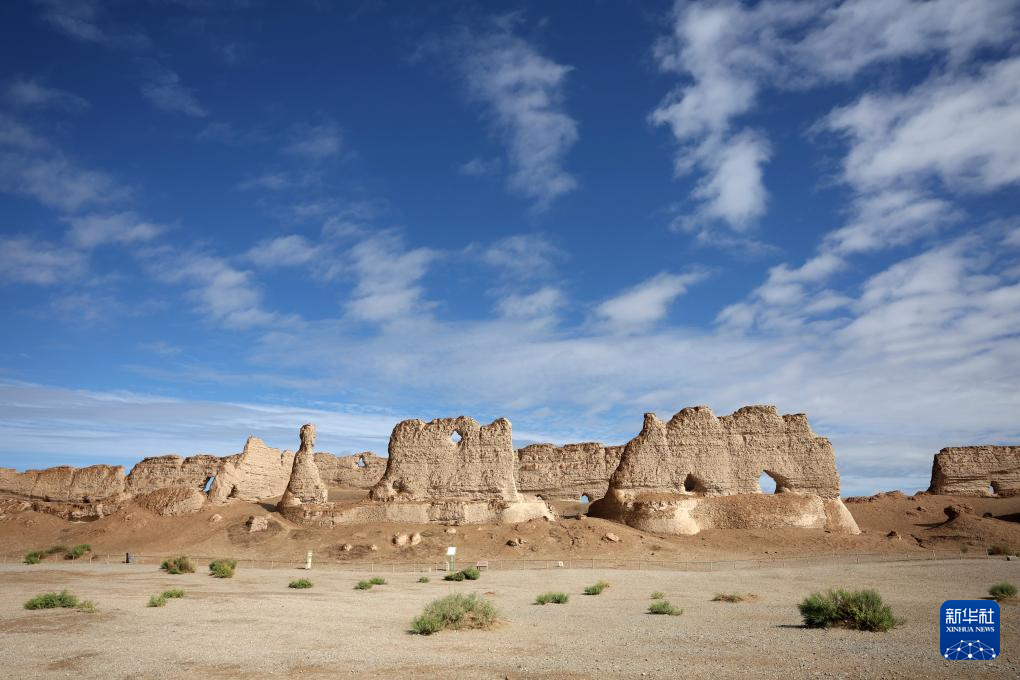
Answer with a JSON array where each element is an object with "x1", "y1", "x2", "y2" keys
[{"x1": 446, "y1": 546, "x2": 457, "y2": 556}]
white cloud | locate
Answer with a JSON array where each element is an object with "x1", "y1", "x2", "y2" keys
[
  {"x1": 827, "y1": 56, "x2": 1020, "y2": 194},
  {"x1": 344, "y1": 232, "x2": 437, "y2": 323},
  {"x1": 141, "y1": 68, "x2": 208, "y2": 117},
  {"x1": 245, "y1": 235, "x2": 321, "y2": 268},
  {"x1": 651, "y1": 0, "x2": 1019, "y2": 233},
  {"x1": 480, "y1": 233, "x2": 563, "y2": 280},
  {"x1": 497, "y1": 287, "x2": 564, "y2": 320},
  {"x1": 0, "y1": 236, "x2": 87, "y2": 285},
  {"x1": 67, "y1": 212, "x2": 164, "y2": 248},
  {"x1": 596, "y1": 271, "x2": 706, "y2": 331},
  {"x1": 460, "y1": 156, "x2": 502, "y2": 177},
  {"x1": 284, "y1": 121, "x2": 342, "y2": 159},
  {"x1": 454, "y1": 25, "x2": 579, "y2": 210},
  {"x1": 145, "y1": 248, "x2": 279, "y2": 328},
  {"x1": 6, "y1": 77, "x2": 89, "y2": 112},
  {"x1": 36, "y1": 0, "x2": 152, "y2": 51}
]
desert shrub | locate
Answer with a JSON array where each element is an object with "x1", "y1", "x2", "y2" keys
[
  {"x1": 461, "y1": 567, "x2": 481, "y2": 580},
  {"x1": 418, "y1": 576, "x2": 430, "y2": 583},
  {"x1": 648, "y1": 600, "x2": 683, "y2": 616},
  {"x1": 162, "y1": 588, "x2": 185, "y2": 599},
  {"x1": 44, "y1": 545, "x2": 68, "y2": 556},
  {"x1": 65, "y1": 544, "x2": 91, "y2": 560},
  {"x1": 410, "y1": 593, "x2": 498, "y2": 635},
  {"x1": 535, "y1": 592, "x2": 569, "y2": 605},
  {"x1": 289, "y1": 579, "x2": 313, "y2": 589},
  {"x1": 712, "y1": 593, "x2": 748, "y2": 603},
  {"x1": 650, "y1": 591, "x2": 665, "y2": 600},
  {"x1": 77, "y1": 599, "x2": 97, "y2": 614},
  {"x1": 443, "y1": 571, "x2": 465, "y2": 582},
  {"x1": 355, "y1": 580, "x2": 373, "y2": 590},
  {"x1": 148, "y1": 594, "x2": 167, "y2": 608},
  {"x1": 24, "y1": 590, "x2": 79, "y2": 610},
  {"x1": 369, "y1": 576, "x2": 386, "y2": 585},
  {"x1": 24, "y1": 551, "x2": 42, "y2": 565},
  {"x1": 989, "y1": 544, "x2": 1019, "y2": 557},
  {"x1": 209, "y1": 558, "x2": 237, "y2": 578},
  {"x1": 798, "y1": 588, "x2": 901, "y2": 632},
  {"x1": 160, "y1": 556, "x2": 195, "y2": 574},
  {"x1": 989, "y1": 582, "x2": 1017, "y2": 601},
  {"x1": 584, "y1": 580, "x2": 610, "y2": 596}
]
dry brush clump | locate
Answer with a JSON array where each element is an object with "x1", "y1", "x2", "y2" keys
[
  {"x1": 160, "y1": 556, "x2": 196, "y2": 574},
  {"x1": 209, "y1": 558, "x2": 237, "y2": 578},
  {"x1": 535, "y1": 592, "x2": 569, "y2": 605},
  {"x1": 798, "y1": 589, "x2": 902, "y2": 632},
  {"x1": 410, "y1": 594, "x2": 499, "y2": 635},
  {"x1": 712, "y1": 592, "x2": 755, "y2": 603},
  {"x1": 648, "y1": 600, "x2": 683, "y2": 616},
  {"x1": 584, "y1": 580, "x2": 610, "y2": 596},
  {"x1": 148, "y1": 588, "x2": 186, "y2": 607},
  {"x1": 988, "y1": 582, "x2": 1017, "y2": 601},
  {"x1": 24, "y1": 590, "x2": 96, "y2": 613},
  {"x1": 289, "y1": 578, "x2": 313, "y2": 589}
]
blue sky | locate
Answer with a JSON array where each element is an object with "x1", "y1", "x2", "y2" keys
[{"x1": 1, "y1": 0, "x2": 1018, "y2": 495}]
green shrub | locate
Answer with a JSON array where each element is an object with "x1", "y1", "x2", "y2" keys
[
  {"x1": 410, "y1": 593, "x2": 499, "y2": 635},
  {"x1": 44, "y1": 545, "x2": 68, "y2": 556},
  {"x1": 535, "y1": 592, "x2": 569, "y2": 605},
  {"x1": 988, "y1": 544, "x2": 1019, "y2": 556},
  {"x1": 24, "y1": 552, "x2": 42, "y2": 565},
  {"x1": 989, "y1": 582, "x2": 1017, "y2": 601},
  {"x1": 650, "y1": 591, "x2": 665, "y2": 600},
  {"x1": 584, "y1": 580, "x2": 610, "y2": 596},
  {"x1": 77, "y1": 599, "x2": 98, "y2": 614},
  {"x1": 798, "y1": 589, "x2": 901, "y2": 632},
  {"x1": 148, "y1": 594, "x2": 167, "y2": 608},
  {"x1": 443, "y1": 571, "x2": 465, "y2": 582},
  {"x1": 418, "y1": 576, "x2": 430, "y2": 583},
  {"x1": 648, "y1": 600, "x2": 683, "y2": 616},
  {"x1": 24, "y1": 590, "x2": 79, "y2": 610},
  {"x1": 160, "y1": 556, "x2": 195, "y2": 574},
  {"x1": 162, "y1": 588, "x2": 185, "y2": 599},
  {"x1": 355, "y1": 580, "x2": 373, "y2": 590},
  {"x1": 461, "y1": 566, "x2": 481, "y2": 580},
  {"x1": 209, "y1": 558, "x2": 237, "y2": 578},
  {"x1": 65, "y1": 544, "x2": 91, "y2": 560},
  {"x1": 712, "y1": 593, "x2": 748, "y2": 603},
  {"x1": 289, "y1": 579, "x2": 313, "y2": 589},
  {"x1": 369, "y1": 576, "x2": 386, "y2": 585}
]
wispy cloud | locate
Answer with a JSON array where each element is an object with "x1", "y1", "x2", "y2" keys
[
  {"x1": 344, "y1": 231, "x2": 437, "y2": 323},
  {"x1": 5, "y1": 77, "x2": 90, "y2": 112},
  {"x1": 67, "y1": 212, "x2": 165, "y2": 249},
  {"x1": 245, "y1": 234, "x2": 322, "y2": 268},
  {"x1": 0, "y1": 236, "x2": 87, "y2": 285},
  {"x1": 284, "y1": 120, "x2": 343, "y2": 159},
  {"x1": 459, "y1": 156, "x2": 502, "y2": 177},
  {"x1": 479, "y1": 233, "x2": 563, "y2": 281},
  {"x1": 595, "y1": 271, "x2": 707, "y2": 331},
  {"x1": 36, "y1": 0, "x2": 152, "y2": 51},
  {"x1": 445, "y1": 20, "x2": 579, "y2": 210},
  {"x1": 140, "y1": 67, "x2": 208, "y2": 117}
]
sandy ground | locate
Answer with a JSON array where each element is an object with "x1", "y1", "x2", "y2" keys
[{"x1": 2, "y1": 558, "x2": 1019, "y2": 679}]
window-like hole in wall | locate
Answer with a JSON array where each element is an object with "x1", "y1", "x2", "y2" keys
[{"x1": 758, "y1": 472, "x2": 778, "y2": 494}]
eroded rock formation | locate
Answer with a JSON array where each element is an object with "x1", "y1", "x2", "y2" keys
[
  {"x1": 135, "y1": 486, "x2": 207, "y2": 516},
  {"x1": 283, "y1": 416, "x2": 553, "y2": 526},
  {"x1": 589, "y1": 405, "x2": 859, "y2": 535},
  {"x1": 314, "y1": 451, "x2": 386, "y2": 488},
  {"x1": 207, "y1": 437, "x2": 295, "y2": 503},
  {"x1": 928, "y1": 446, "x2": 1020, "y2": 496},
  {"x1": 516, "y1": 443, "x2": 623, "y2": 501},
  {"x1": 279, "y1": 424, "x2": 328, "y2": 510},
  {"x1": 0, "y1": 465, "x2": 126, "y2": 503},
  {"x1": 125, "y1": 455, "x2": 223, "y2": 496}
]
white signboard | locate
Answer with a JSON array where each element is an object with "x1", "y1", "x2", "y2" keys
[{"x1": 446, "y1": 546, "x2": 457, "y2": 556}]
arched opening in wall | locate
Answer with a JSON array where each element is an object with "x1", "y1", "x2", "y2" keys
[
  {"x1": 683, "y1": 474, "x2": 706, "y2": 494},
  {"x1": 579, "y1": 494, "x2": 591, "y2": 505},
  {"x1": 356, "y1": 456, "x2": 367, "y2": 468},
  {"x1": 758, "y1": 471, "x2": 778, "y2": 494},
  {"x1": 989, "y1": 481, "x2": 1000, "y2": 496},
  {"x1": 451, "y1": 431, "x2": 462, "y2": 444},
  {"x1": 203, "y1": 476, "x2": 215, "y2": 493}
]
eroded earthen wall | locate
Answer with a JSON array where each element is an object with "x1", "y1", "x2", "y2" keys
[
  {"x1": 125, "y1": 454, "x2": 224, "y2": 496},
  {"x1": 0, "y1": 465, "x2": 126, "y2": 503},
  {"x1": 928, "y1": 446, "x2": 1020, "y2": 496},
  {"x1": 314, "y1": 452, "x2": 387, "y2": 488},
  {"x1": 516, "y1": 443, "x2": 623, "y2": 501}
]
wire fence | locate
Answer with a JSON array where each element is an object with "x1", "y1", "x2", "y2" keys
[{"x1": 0, "y1": 550, "x2": 1001, "y2": 574}]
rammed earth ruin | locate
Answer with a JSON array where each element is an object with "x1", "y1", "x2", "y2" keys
[{"x1": 6, "y1": 403, "x2": 1006, "y2": 534}]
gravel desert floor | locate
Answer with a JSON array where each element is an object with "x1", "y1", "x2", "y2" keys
[{"x1": 2, "y1": 558, "x2": 1019, "y2": 679}]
